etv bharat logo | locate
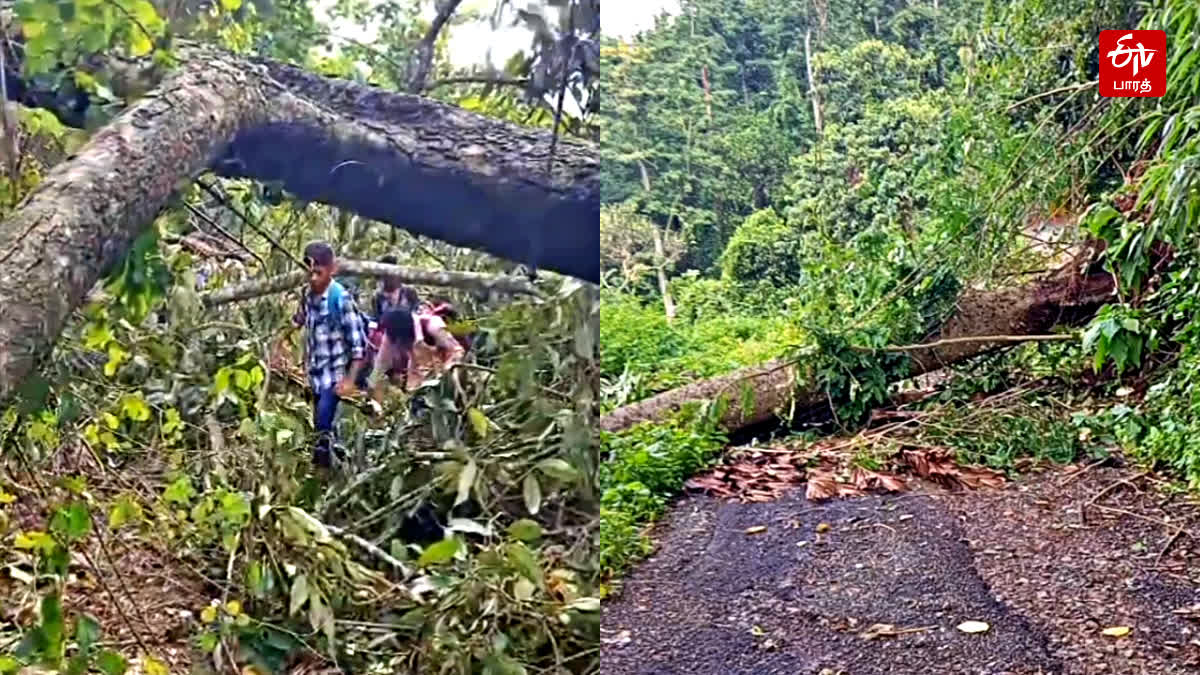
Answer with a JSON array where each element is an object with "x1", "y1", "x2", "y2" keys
[{"x1": 1099, "y1": 30, "x2": 1166, "y2": 97}]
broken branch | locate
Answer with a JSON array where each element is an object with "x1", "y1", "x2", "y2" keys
[{"x1": 200, "y1": 259, "x2": 540, "y2": 307}]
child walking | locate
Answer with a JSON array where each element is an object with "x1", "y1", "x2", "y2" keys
[
  {"x1": 292, "y1": 241, "x2": 368, "y2": 468},
  {"x1": 367, "y1": 304, "x2": 465, "y2": 403}
]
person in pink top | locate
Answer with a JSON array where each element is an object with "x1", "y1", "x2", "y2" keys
[{"x1": 368, "y1": 306, "x2": 465, "y2": 403}]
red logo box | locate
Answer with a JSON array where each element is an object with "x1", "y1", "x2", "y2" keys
[{"x1": 1099, "y1": 30, "x2": 1166, "y2": 97}]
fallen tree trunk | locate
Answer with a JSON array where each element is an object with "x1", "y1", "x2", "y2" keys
[
  {"x1": 0, "y1": 46, "x2": 596, "y2": 400},
  {"x1": 200, "y1": 259, "x2": 539, "y2": 307},
  {"x1": 599, "y1": 268, "x2": 1118, "y2": 434}
]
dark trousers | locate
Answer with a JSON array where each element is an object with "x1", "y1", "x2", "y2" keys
[{"x1": 312, "y1": 387, "x2": 340, "y2": 465}]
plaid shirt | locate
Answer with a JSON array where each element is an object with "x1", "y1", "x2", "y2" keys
[{"x1": 298, "y1": 283, "x2": 366, "y2": 391}]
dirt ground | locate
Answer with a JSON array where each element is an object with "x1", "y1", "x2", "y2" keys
[{"x1": 602, "y1": 464, "x2": 1200, "y2": 675}]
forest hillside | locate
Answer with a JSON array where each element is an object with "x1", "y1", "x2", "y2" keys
[{"x1": 597, "y1": 0, "x2": 1200, "y2": 603}]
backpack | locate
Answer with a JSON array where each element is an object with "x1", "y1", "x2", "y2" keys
[{"x1": 324, "y1": 281, "x2": 369, "y2": 347}]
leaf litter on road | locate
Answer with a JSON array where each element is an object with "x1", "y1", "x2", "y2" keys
[{"x1": 684, "y1": 441, "x2": 1004, "y2": 505}]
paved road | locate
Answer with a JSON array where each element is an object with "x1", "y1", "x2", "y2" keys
[{"x1": 602, "y1": 467, "x2": 1200, "y2": 675}]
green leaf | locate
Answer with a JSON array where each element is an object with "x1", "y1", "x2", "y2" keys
[
  {"x1": 119, "y1": 394, "x2": 151, "y2": 422},
  {"x1": 75, "y1": 614, "x2": 101, "y2": 658},
  {"x1": 522, "y1": 474, "x2": 542, "y2": 515},
  {"x1": 289, "y1": 574, "x2": 309, "y2": 616},
  {"x1": 1110, "y1": 338, "x2": 1129, "y2": 374},
  {"x1": 21, "y1": 20, "x2": 46, "y2": 39},
  {"x1": 467, "y1": 408, "x2": 489, "y2": 439},
  {"x1": 506, "y1": 542, "x2": 543, "y2": 587},
  {"x1": 196, "y1": 632, "x2": 219, "y2": 652},
  {"x1": 161, "y1": 408, "x2": 182, "y2": 434},
  {"x1": 17, "y1": 375, "x2": 51, "y2": 415},
  {"x1": 104, "y1": 343, "x2": 128, "y2": 376},
  {"x1": 455, "y1": 459, "x2": 477, "y2": 507},
  {"x1": 96, "y1": 650, "x2": 127, "y2": 675},
  {"x1": 128, "y1": 0, "x2": 161, "y2": 27},
  {"x1": 51, "y1": 502, "x2": 92, "y2": 542},
  {"x1": 417, "y1": 537, "x2": 461, "y2": 567},
  {"x1": 14, "y1": 530, "x2": 55, "y2": 553},
  {"x1": 507, "y1": 518, "x2": 543, "y2": 542},
  {"x1": 108, "y1": 495, "x2": 143, "y2": 530},
  {"x1": 513, "y1": 577, "x2": 536, "y2": 601},
  {"x1": 143, "y1": 655, "x2": 168, "y2": 675},
  {"x1": 162, "y1": 476, "x2": 194, "y2": 505},
  {"x1": 220, "y1": 492, "x2": 251, "y2": 524},
  {"x1": 233, "y1": 369, "x2": 251, "y2": 390},
  {"x1": 536, "y1": 458, "x2": 578, "y2": 483},
  {"x1": 66, "y1": 656, "x2": 89, "y2": 675},
  {"x1": 247, "y1": 561, "x2": 265, "y2": 597},
  {"x1": 214, "y1": 367, "x2": 232, "y2": 393},
  {"x1": 1082, "y1": 322, "x2": 1102, "y2": 351}
]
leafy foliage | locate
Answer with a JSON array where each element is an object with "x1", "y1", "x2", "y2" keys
[{"x1": 597, "y1": 404, "x2": 726, "y2": 578}]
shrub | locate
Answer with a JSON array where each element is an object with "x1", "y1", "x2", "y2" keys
[
  {"x1": 720, "y1": 208, "x2": 804, "y2": 286},
  {"x1": 597, "y1": 408, "x2": 727, "y2": 577}
]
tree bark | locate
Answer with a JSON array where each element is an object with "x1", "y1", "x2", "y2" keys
[
  {"x1": 651, "y1": 226, "x2": 677, "y2": 321},
  {"x1": 804, "y1": 29, "x2": 823, "y2": 136},
  {"x1": 0, "y1": 47, "x2": 596, "y2": 400},
  {"x1": 638, "y1": 161, "x2": 675, "y2": 321},
  {"x1": 200, "y1": 259, "x2": 539, "y2": 307},
  {"x1": 598, "y1": 268, "x2": 1118, "y2": 434},
  {"x1": 3, "y1": 46, "x2": 599, "y2": 281}
]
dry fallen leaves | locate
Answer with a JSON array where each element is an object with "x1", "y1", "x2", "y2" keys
[
  {"x1": 684, "y1": 448, "x2": 807, "y2": 502},
  {"x1": 684, "y1": 440, "x2": 1004, "y2": 505},
  {"x1": 902, "y1": 449, "x2": 1005, "y2": 490},
  {"x1": 957, "y1": 620, "x2": 990, "y2": 634}
]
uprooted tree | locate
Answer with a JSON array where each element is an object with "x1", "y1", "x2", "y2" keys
[
  {"x1": 0, "y1": 44, "x2": 599, "y2": 400},
  {"x1": 599, "y1": 254, "x2": 1130, "y2": 435}
]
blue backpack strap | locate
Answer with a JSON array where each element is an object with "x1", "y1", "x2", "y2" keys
[{"x1": 325, "y1": 280, "x2": 345, "y2": 328}]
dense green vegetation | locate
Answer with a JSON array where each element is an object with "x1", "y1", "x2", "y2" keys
[
  {"x1": 599, "y1": 0, "x2": 1200, "y2": 579},
  {"x1": 0, "y1": 1, "x2": 600, "y2": 673}
]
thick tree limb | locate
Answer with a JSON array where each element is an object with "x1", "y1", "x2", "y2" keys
[
  {"x1": 220, "y1": 54, "x2": 598, "y2": 282},
  {"x1": 200, "y1": 259, "x2": 539, "y2": 307},
  {"x1": 599, "y1": 269, "x2": 1118, "y2": 434},
  {"x1": 2, "y1": 44, "x2": 599, "y2": 280},
  {"x1": 0, "y1": 47, "x2": 594, "y2": 399}
]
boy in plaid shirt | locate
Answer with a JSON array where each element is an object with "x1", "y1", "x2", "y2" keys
[{"x1": 292, "y1": 241, "x2": 367, "y2": 468}]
